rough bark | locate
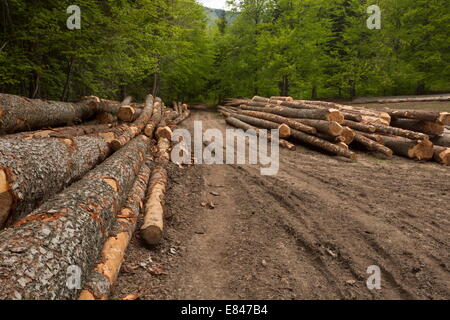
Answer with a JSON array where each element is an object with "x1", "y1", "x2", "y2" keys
[
  {"x1": 240, "y1": 104, "x2": 344, "y2": 123},
  {"x1": 0, "y1": 93, "x2": 97, "y2": 134},
  {"x1": 313, "y1": 132, "x2": 346, "y2": 143},
  {"x1": 172, "y1": 110, "x2": 191, "y2": 126},
  {"x1": 373, "y1": 123, "x2": 429, "y2": 141},
  {"x1": 1, "y1": 124, "x2": 113, "y2": 140},
  {"x1": 390, "y1": 119, "x2": 445, "y2": 136},
  {"x1": 342, "y1": 120, "x2": 376, "y2": 133},
  {"x1": 111, "y1": 95, "x2": 154, "y2": 151},
  {"x1": 433, "y1": 146, "x2": 450, "y2": 166},
  {"x1": 380, "y1": 136, "x2": 434, "y2": 160},
  {"x1": 385, "y1": 109, "x2": 450, "y2": 125},
  {"x1": 354, "y1": 133, "x2": 393, "y2": 157},
  {"x1": 431, "y1": 133, "x2": 450, "y2": 148},
  {"x1": 79, "y1": 158, "x2": 152, "y2": 300},
  {"x1": 231, "y1": 114, "x2": 291, "y2": 138},
  {"x1": 290, "y1": 129, "x2": 357, "y2": 160},
  {"x1": 0, "y1": 135, "x2": 150, "y2": 300},
  {"x1": 141, "y1": 167, "x2": 168, "y2": 245},
  {"x1": 295, "y1": 119, "x2": 343, "y2": 137},
  {"x1": 144, "y1": 100, "x2": 163, "y2": 138},
  {"x1": 238, "y1": 110, "x2": 317, "y2": 135},
  {"x1": 0, "y1": 135, "x2": 112, "y2": 227},
  {"x1": 356, "y1": 131, "x2": 384, "y2": 144},
  {"x1": 225, "y1": 117, "x2": 295, "y2": 150},
  {"x1": 270, "y1": 96, "x2": 293, "y2": 102}
]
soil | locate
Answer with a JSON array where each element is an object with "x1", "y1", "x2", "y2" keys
[{"x1": 112, "y1": 107, "x2": 450, "y2": 300}]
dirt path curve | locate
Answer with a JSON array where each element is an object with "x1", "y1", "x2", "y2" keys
[{"x1": 112, "y1": 109, "x2": 449, "y2": 300}]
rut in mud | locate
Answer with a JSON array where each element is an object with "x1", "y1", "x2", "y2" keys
[{"x1": 112, "y1": 108, "x2": 450, "y2": 300}]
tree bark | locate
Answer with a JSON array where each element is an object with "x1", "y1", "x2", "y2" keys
[
  {"x1": 433, "y1": 146, "x2": 450, "y2": 166},
  {"x1": 390, "y1": 119, "x2": 444, "y2": 136},
  {"x1": 79, "y1": 158, "x2": 152, "y2": 300},
  {"x1": 141, "y1": 167, "x2": 168, "y2": 245},
  {"x1": 372, "y1": 123, "x2": 429, "y2": 141},
  {"x1": 0, "y1": 135, "x2": 112, "y2": 227},
  {"x1": 295, "y1": 119, "x2": 343, "y2": 137},
  {"x1": 144, "y1": 99, "x2": 163, "y2": 138},
  {"x1": 385, "y1": 109, "x2": 450, "y2": 125},
  {"x1": 0, "y1": 135, "x2": 150, "y2": 300},
  {"x1": 238, "y1": 110, "x2": 317, "y2": 134},
  {"x1": 290, "y1": 129, "x2": 357, "y2": 160},
  {"x1": 231, "y1": 114, "x2": 291, "y2": 138},
  {"x1": 431, "y1": 133, "x2": 450, "y2": 148},
  {"x1": 354, "y1": 133, "x2": 393, "y2": 157},
  {"x1": 0, "y1": 93, "x2": 98, "y2": 134},
  {"x1": 380, "y1": 135, "x2": 433, "y2": 160}
]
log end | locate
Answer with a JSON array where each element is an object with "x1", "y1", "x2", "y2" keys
[
  {"x1": 327, "y1": 110, "x2": 345, "y2": 124},
  {"x1": 110, "y1": 139, "x2": 123, "y2": 151},
  {"x1": 411, "y1": 139, "x2": 434, "y2": 161},
  {"x1": 117, "y1": 106, "x2": 135, "y2": 122},
  {"x1": 329, "y1": 122, "x2": 344, "y2": 137},
  {"x1": 434, "y1": 147, "x2": 450, "y2": 165},
  {"x1": 438, "y1": 112, "x2": 450, "y2": 126},
  {"x1": 141, "y1": 226, "x2": 163, "y2": 246},
  {"x1": 156, "y1": 126, "x2": 173, "y2": 140},
  {"x1": 278, "y1": 124, "x2": 291, "y2": 139},
  {"x1": 0, "y1": 169, "x2": 13, "y2": 227}
]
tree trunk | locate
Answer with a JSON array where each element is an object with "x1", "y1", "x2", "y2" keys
[
  {"x1": 117, "y1": 105, "x2": 142, "y2": 122},
  {"x1": 238, "y1": 110, "x2": 317, "y2": 134},
  {"x1": 0, "y1": 93, "x2": 98, "y2": 134},
  {"x1": 144, "y1": 99, "x2": 163, "y2": 138},
  {"x1": 342, "y1": 120, "x2": 376, "y2": 133},
  {"x1": 431, "y1": 133, "x2": 450, "y2": 148},
  {"x1": 372, "y1": 123, "x2": 429, "y2": 141},
  {"x1": 231, "y1": 114, "x2": 291, "y2": 138},
  {"x1": 290, "y1": 129, "x2": 357, "y2": 160},
  {"x1": 356, "y1": 131, "x2": 383, "y2": 144},
  {"x1": 79, "y1": 158, "x2": 152, "y2": 300},
  {"x1": 0, "y1": 135, "x2": 150, "y2": 300},
  {"x1": 354, "y1": 133, "x2": 393, "y2": 157},
  {"x1": 0, "y1": 135, "x2": 112, "y2": 227},
  {"x1": 390, "y1": 119, "x2": 445, "y2": 136},
  {"x1": 386, "y1": 109, "x2": 450, "y2": 125},
  {"x1": 172, "y1": 110, "x2": 191, "y2": 125},
  {"x1": 225, "y1": 117, "x2": 295, "y2": 150},
  {"x1": 295, "y1": 119, "x2": 343, "y2": 137},
  {"x1": 270, "y1": 96, "x2": 293, "y2": 102},
  {"x1": 141, "y1": 167, "x2": 168, "y2": 245},
  {"x1": 380, "y1": 135, "x2": 433, "y2": 160},
  {"x1": 61, "y1": 57, "x2": 75, "y2": 102},
  {"x1": 433, "y1": 146, "x2": 450, "y2": 166},
  {"x1": 341, "y1": 127, "x2": 356, "y2": 145},
  {"x1": 111, "y1": 95, "x2": 154, "y2": 151}
]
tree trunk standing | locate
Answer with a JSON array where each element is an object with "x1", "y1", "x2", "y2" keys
[
  {"x1": 311, "y1": 85, "x2": 317, "y2": 100},
  {"x1": 61, "y1": 57, "x2": 75, "y2": 102},
  {"x1": 79, "y1": 158, "x2": 152, "y2": 300},
  {"x1": 0, "y1": 93, "x2": 97, "y2": 134},
  {"x1": 0, "y1": 135, "x2": 150, "y2": 300},
  {"x1": 152, "y1": 73, "x2": 159, "y2": 97},
  {"x1": 0, "y1": 135, "x2": 112, "y2": 227},
  {"x1": 144, "y1": 99, "x2": 163, "y2": 138},
  {"x1": 279, "y1": 75, "x2": 289, "y2": 97}
]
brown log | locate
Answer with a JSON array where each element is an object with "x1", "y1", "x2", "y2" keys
[
  {"x1": 237, "y1": 110, "x2": 317, "y2": 135},
  {"x1": 380, "y1": 136, "x2": 433, "y2": 160},
  {"x1": 385, "y1": 109, "x2": 450, "y2": 125},
  {"x1": 313, "y1": 132, "x2": 346, "y2": 143},
  {"x1": 144, "y1": 100, "x2": 163, "y2": 138},
  {"x1": 117, "y1": 105, "x2": 142, "y2": 122},
  {"x1": 0, "y1": 135, "x2": 112, "y2": 227},
  {"x1": 342, "y1": 120, "x2": 376, "y2": 133},
  {"x1": 240, "y1": 104, "x2": 344, "y2": 123},
  {"x1": 0, "y1": 93, "x2": 102, "y2": 135},
  {"x1": 0, "y1": 135, "x2": 150, "y2": 300},
  {"x1": 390, "y1": 119, "x2": 445, "y2": 136},
  {"x1": 431, "y1": 133, "x2": 450, "y2": 148},
  {"x1": 356, "y1": 131, "x2": 384, "y2": 144},
  {"x1": 111, "y1": 95, "x2": 154, "y2": 151},
  {"x1": 155, "y1": 137, "x2": 171, "y2": 163},
  {"x1": 141, "y1": 167, "x2": 168, "y2": 245},
  {"x1": 172, "y1": 110, "x2": 191, "y2": 125},
  {"x1": 82, "y1": 96, "x2": 132, "y2": 115},
  {"x1": 295, "y1": 119, "x2": 343, "y2": 137},
  {"x1": 79, "y1": 158, "x2": 152, "y2": 300},
  {"x1": 156, "y1": 126, "x2": 173, "y2": 140},
  {"x1": 96, "y1": 112, "x2": 117, "y2": 125},
  {"x1": 341, "y1": 127, "x2": 356, "y2": 145},
  {"x1": 270, "y1": 96, "x2": 293, "y2": 102},
  {"x1": 354, "y1": 133, "x2": 393, "y2": 157},
  {"x1": 225, "y1": 117, "x2": 296, "y2": 150},
  {"x1": 290, "y1": 129, "x2": 357, "y2": 160},
  {"x1": 372, "y1": 123, "x2": 429, "y2": 141},
  {"x1": 433, "y1": 146, "x2": 450, "y2": 165},
  {"x1": 231, "y1": 114, "x2": 291, "y2": 138}
]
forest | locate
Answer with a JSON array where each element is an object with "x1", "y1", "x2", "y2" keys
[{"x1": 0, "y1": 0, "x2": 449, "y2": 103}]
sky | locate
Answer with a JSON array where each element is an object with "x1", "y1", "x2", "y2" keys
[{"x1": 197, "y1": 0, "x2": 229, "y2": 9}]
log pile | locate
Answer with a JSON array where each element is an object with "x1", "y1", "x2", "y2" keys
[
  {"x1": 0, "y1": 93, "x2": 191, "y2": 300},
  {"x1": 219, "y1": 96, "x2": 450, "y2": 165}
]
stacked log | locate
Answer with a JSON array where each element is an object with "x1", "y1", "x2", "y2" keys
[{"x1": 221, "y1": 96, "x2": 449, "y2": 165}]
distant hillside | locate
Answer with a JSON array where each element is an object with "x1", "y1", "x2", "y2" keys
[{"x1": 204, "y1": 7, "x2": 234, "y2": 26}]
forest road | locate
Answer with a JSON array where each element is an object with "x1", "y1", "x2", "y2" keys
[{"x1": 113, "y1": 108, "x2": 450, "y2": 300}]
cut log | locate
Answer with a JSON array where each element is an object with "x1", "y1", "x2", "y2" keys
[
  {"x1": 238, "y1": 110, "x2": 317, "y2": 134},
  {"x1": 156, "y1": 126, "x2": 173, "y2": 140},
  {"x1": 225, "y1": 117, "x2": 296, "y2": 150},
  {"x1": 96, "y1": 112, "x2": 117, "y2": 125},
  {"x1": 240, "y1": 105, "x2": 344, "y2": 123},
  {"x1": 0, "y1": 135, "x2": 150, "y2": 300},
  {"x1": 111, "y1": 95, "x2": 154, "y2": 151},
  {"x1": 342, "y1": 120, "x2": 376, "y2": 133},
  {"x1": 144, "y1": 100, "x2": 163, "y2": 138},
  {"x1": 79, "y1": 158, "x2": 152, "y2": 300},
  {"x1": 155, "y1": 137, "x2": 171, "y2": 163},
  {"x1": 0, "y1": 135, "x2": 112, "y2": 227},
  {"x1": 290, "y1": 129, "x2": 357, "y2": 160},
  {"x1": 373, "y1": 123, "x2": 429, "y2": 141},
  {"x1": 380, "y1": 136, "x2": 433, "y2": 160},
  {"x1": 0, "y1": 93, "x2": 102, "y2": 135},
  {"x1": 390, "y1": 119, "x2": 445, "y2": 136},
  {"x1": 270, "y1": 96, "x2": 293, "y2": 102},
  {"x1": 431, "y1": 133, "x2": 450, "y2": 148},
  {"x1": 356, "y1": 131, "x2": 384, "y2": 144},
  {"x1": 354, "y1": 133, "x2": 393, "y2": 157},
  {"x1": 295, "y1": 119, "x2": 343, "y2": 137},
  {"x1": 313, "y1": 132, "x2": 346, "y2": 143},
  {"x1": 141, "y1": 167, "x2": 168, "y2": 246},
  {"x1": 341, "y1": 127, "x2": 356, "y2": 145},
  {"x1": 172, "y1": 110, "x2": 191, "y2": 125},
  {"x1": 385, "y1": 109, "x2": 450, "y2": 125},
  {"x1": 433, "y1": 146, "x2": 450, "y2": 165},
  {"x1": 117, "y1": 105, "x2": 142, "y2": 122},
  {"x1": 231, "y1": 114, "x2": 291, "y2": 138}
]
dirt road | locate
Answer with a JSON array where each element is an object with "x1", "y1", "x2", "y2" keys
[{"x1": 112, "y1": 109, "x2": 450, "y2": 300}]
